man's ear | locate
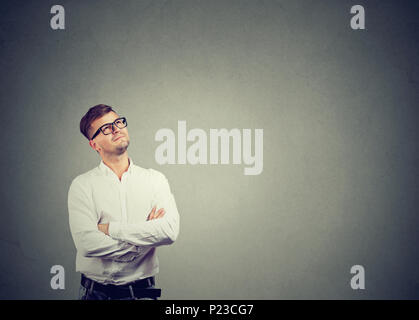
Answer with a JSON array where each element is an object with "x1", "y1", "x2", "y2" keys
[{"x1": 89, "y1": 140, "x2": 100, "y2": 152}]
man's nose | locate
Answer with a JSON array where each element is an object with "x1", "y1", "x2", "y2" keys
[{"x1": 111, "y1": 124, "x2": 120, "y2": 134}]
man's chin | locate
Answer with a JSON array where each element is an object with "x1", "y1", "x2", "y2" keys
[{"x1": 115, "y1": 141, "x2": 129, "y2": 155}]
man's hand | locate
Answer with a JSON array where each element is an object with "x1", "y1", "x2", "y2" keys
[
  {"x1": 98, "y1": 223, "x2": 109, "y2": 235},
  {"x1": 147, "y1": 206, "x2": 165, "y2": 221}
]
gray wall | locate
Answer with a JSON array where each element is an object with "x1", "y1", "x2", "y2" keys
[{"x1": 0, "y1": 0, "x2": 418, "y2": 299}]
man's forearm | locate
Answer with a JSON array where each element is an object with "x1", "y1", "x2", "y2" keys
[
  {"x1": 97, "y1": 206, "x2": 173, "y2": 247},
  {"x1": 106, "y1": 210, "x2": 179, "y2": 247},
  {"x1": 72, "y1": 228, "x2": 143, "y2": 262}
]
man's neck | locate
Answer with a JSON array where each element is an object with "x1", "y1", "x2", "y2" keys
[{"x1": 101, "y1": 153, "x2": 130, "y2": 180}]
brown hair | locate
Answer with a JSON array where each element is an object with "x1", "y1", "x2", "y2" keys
[{"x1": 80, "y1": 104, "x2": 115, "y2": 140}]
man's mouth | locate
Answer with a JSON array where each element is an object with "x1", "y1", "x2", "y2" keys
[{"x1": 113, "y1": 135, "x2": 124, "y2": 141}]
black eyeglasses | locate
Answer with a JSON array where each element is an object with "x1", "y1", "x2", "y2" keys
[{"x1": 90, "y1": 117, "x2": 128, "y2": 140}]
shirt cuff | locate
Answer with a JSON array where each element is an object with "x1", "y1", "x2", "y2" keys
[{"x1": 108, "y1": 221, "x2": 121, "y2": 240}]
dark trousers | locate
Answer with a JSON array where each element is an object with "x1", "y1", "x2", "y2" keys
[{"x1": 79, "y1": 274, "x2": 161, "y2": 300}]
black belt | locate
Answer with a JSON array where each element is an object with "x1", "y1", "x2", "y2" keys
[{"x1": 81, "y1": 274, "x2": 161, "y2": 299}]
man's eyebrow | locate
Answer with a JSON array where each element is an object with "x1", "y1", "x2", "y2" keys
[{"x1": 100, "y1": 121, "x2": 113, "y2": 127}]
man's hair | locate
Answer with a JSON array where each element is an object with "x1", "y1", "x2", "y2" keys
[{"x1": 80, "y1": 104, "x2": 115, "y2": 140}]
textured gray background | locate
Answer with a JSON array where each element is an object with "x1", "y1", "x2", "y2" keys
[{"x1": 0, "y1": 0, "x2": 418, "y2": 299}]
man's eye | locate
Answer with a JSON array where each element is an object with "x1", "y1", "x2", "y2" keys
[{"x1": 102, "y1": 125, "x2": 112, "y2": 132}]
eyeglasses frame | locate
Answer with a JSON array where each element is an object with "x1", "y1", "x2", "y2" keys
[{"x1": 90, "y1": 117, "x2": 128, "y2": 140}]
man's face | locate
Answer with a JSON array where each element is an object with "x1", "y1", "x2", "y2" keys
[{"x1": 89, "y1": 111, "x2": 130, "y2": 156}]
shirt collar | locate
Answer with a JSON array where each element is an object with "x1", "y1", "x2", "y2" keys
[{"x1": 99, "y1": 157, "x2": 134, "y2": 176}]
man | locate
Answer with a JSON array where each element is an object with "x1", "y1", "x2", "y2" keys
[{"x1": 68, "y1": 104, "x2": 180, "y2": 300}]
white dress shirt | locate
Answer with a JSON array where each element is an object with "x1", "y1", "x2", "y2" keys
[{"x1": 68, "y1": 158, "x2": 180, "y2": 285}]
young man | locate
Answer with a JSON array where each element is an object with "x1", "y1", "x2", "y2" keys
[{"x1": 68, "y1": 104, "x2": 180, "y2": 300}]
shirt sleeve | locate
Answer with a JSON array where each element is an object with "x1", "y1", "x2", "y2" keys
[
  {"x1": 68, "y1": 176, "x2": 142, "y2": 262},
  {"x1": 108, "y1": 170, "x2": 180, "y2": 247}
]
